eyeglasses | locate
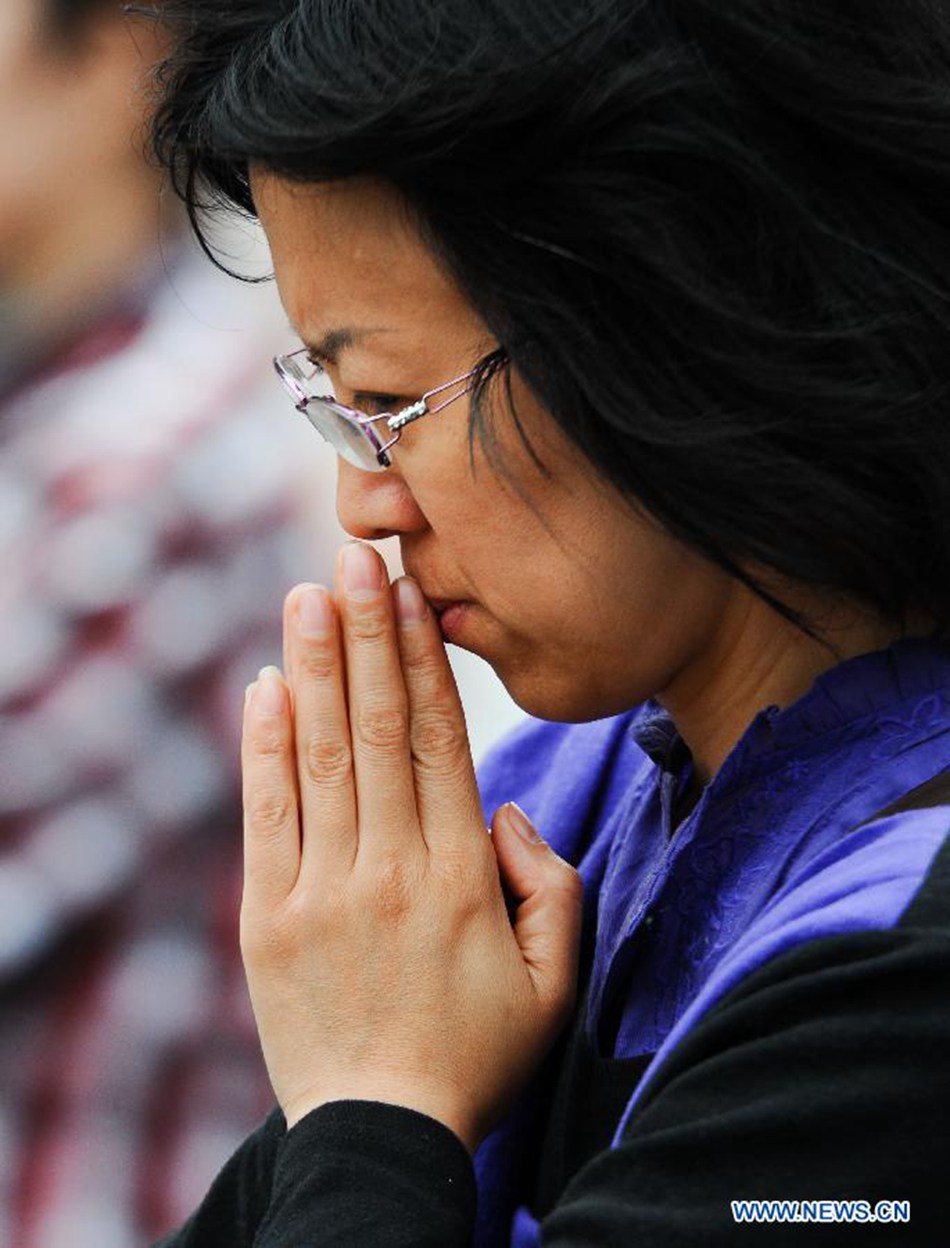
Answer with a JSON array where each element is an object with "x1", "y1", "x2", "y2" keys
[{"x1": 273, "y1": 347, "x2": 480, "y2": 472}]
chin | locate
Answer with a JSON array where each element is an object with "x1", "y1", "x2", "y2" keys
[{"x1": 494, "y1": 660, "x2": 645, "y2": 724}]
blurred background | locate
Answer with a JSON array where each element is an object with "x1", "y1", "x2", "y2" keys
[{"x1": 0, "y1": 2, "x2": 525, "y2": 1244}]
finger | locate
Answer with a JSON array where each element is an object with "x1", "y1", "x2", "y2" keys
[
  {"x1": 242, "y1": 666, "x2": 301, "y2": 908},
  {"x1": 392, "y1": 576, "x2": 485, "y2": 849},
  {"x1": 489, "y1": 802, "x2": 583, "y2": 1020},
  {"x1": 335, "y1": 542, "x2": 419, "y2": 861},
  {"x1": 283, "y1": 583, "x2": 358, "y2": 881}
]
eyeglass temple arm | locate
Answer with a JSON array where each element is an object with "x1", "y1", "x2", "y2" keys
[{"x1": 386, "y1": 372, "x2": 478, "y2": 432}]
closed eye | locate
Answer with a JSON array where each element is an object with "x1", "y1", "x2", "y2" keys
[
  {"x1": 303, "y1": 353, "x2": 410, "y2": 416},
  {"x1": 353, "y1": 393, "x2": 404, "y2": 416}
]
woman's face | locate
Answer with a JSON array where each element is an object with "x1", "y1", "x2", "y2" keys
[{"x1": 253, "y1": 173, "x2": 738, "y2": 722}]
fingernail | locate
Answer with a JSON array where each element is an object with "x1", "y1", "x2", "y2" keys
[
  {"x1": 394, "y1": 577, "x2": 428, "y2": 624},
  {"x1": 506, "y1": 801, "x2": 542, "y2": 844},
  {"x1": 297, "y1": 584, "x2": 333, "y2": 637},
  {"x1": 341, "y1": 543, "x2": 385, "y2": 600},
  {"x1": 254, "y1": 665, "x2": 285, "y2": 715}
]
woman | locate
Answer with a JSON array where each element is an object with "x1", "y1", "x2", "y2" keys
[{"x1": 150, "y1": 1, "x2": 950, "y2": 1243}]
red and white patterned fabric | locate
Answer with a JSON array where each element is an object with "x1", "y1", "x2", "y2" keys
[{"x1": 0, "y1": 243, "x2": 336, "y2": 1248}]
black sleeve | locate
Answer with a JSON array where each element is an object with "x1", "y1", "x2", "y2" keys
[
  {"x1": 254, "y1": 1100, "x2": 477, "y2": 1247},
  {"x1": 540, "y1": 923, "x2": 950, "y2": 1245},
  {"x1": 204, "y1": 923, "x2": 950, "y2": 1247},
  {"x1": 151, "y1": 1099, "x2": 476, "y2": 1247},
  {"x1": 152, "y1": 1106, "x2": 285, "y2": 1247}
]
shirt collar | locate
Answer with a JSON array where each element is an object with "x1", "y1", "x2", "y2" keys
[{"x1": 630, "y1": 636, "x2": 950, "y2": 785}]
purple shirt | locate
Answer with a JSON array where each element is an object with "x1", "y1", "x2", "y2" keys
[{"x1": 473, "y1": 638, "x2": 950, "y2": 1248}]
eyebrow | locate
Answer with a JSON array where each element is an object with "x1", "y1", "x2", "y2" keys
[{"x1": 293, "y1": 325, "x2": 392, "y2": 366}]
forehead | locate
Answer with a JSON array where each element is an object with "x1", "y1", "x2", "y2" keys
[{"x1": 250, "y1": 171, "x2": 482, "y2": 355}]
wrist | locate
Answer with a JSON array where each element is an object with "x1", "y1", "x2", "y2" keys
[{"x1": 283, "y1": 1086, "x2": 479, "y2": 1155}]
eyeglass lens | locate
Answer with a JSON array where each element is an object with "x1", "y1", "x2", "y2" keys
[
  {"x1": 277, "y1": 354, "x2": 387, "y2": 472},
  {"x1": 305, "y1": 399, "x2": 386, "y2": 470}
]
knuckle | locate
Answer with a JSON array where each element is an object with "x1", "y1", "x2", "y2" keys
[
  {"x1": 411, "y1": 711, "x2": 468, "y2": 766},
  {"x1": 434, "y1": 845, "x2": 487, "y2": 910},
  {"x1": 297, "y1": 644, "x2": 337, "y2": 682},
  {"x1": 282, "y1": 885, "x2": 327, "y2": 937},
  {"x1": 304, "y1": 735, "x2": 353, "y2": 787},
  {"x1": 241, "y1": 886, "x2": 345, "y2": 965},
  {"x1": 556, "y1": 861, "x2": 585, "y2": 904},
  {"x1": 238, "y1": 922, "x2": 261, "y2": 966},
  {"x1": 400, "y1": 642, "x2": 443, "y2": 680},
  {"x1": 246, "y1": 787, "x2": 295, "y2": 834},
  {"x1": 347, "y1": 603, "x2": 390, "y2": 644},
  {"x1": 355, "y1": 700, "x2": 409, "y2": 752},
  {"x1": 402, "y1": 652, "x2": 460, "y2": 710},
  {"x1": 239, "y1": 910, "x2": 280, "y2": 964},
  {"x1": 253, "y1": 725, "x2": 288, "y2": 760},
  {"x1": 241, "y1": 907, "x2": 297, "y2": 967}
]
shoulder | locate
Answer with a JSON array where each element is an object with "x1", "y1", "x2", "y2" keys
[
  {"x1": 596, "y1": 832, "x2": 950, "y2": 1235},
  {"x1": 636, "y1": 826, "x2": 950, "y2": 1119},
  {"x1": 747, "y1": 802, "x2": 950, "y2": 951},
  {"x1": 620, "y1": 808, "x2": 950, "y2": 1122},
  {"x1": 658, "y1": 806, "x2": 950, "y2": 1064}
]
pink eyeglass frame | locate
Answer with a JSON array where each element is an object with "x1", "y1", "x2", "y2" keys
[{"x1": 273, "y1": 347, "x2": 480, "y2": 470}]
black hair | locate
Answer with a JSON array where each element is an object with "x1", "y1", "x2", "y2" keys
[{"x1": 148, "y1": 0, "x2": 950, "y2": 637}]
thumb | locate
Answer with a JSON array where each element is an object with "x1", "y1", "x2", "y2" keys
[{"x1": 490, "y1": 802, "x2": 583, "y2": 1009}]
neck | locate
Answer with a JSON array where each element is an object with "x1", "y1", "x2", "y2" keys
[{"x1": 656, "y1": 584, "x2": 922, "y2": 787}]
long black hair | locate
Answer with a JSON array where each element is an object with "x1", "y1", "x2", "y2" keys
[{"x1": 147, "y1": 0, "x2": 950, "y2": 635}]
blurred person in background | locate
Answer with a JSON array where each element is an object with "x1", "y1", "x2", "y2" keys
[
  {"x1": 0, "y1": 2, "x2": 334, "y2": 1244},
  {"x1": 0, "y1": 6, "x2": 524, "y2": 1242}
]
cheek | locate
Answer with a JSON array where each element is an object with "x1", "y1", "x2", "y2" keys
[
  {"x1": 481, "y1": 526, "x2": 729, "y2": 721},
  {"x1": 412, "y1": 396, "x2": 725, "y2": 713}
]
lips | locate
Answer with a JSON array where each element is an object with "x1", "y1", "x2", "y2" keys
[
  {"x1": 426, "y1": 597, "x2": 469, "y2": 619},
  {"x1": 400, "y1": 562, "x2": 468, "y2": 617}
]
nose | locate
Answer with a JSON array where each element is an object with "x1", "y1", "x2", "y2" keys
[{"x1": 335, "y1": 455, "x2": 428, "y2": 541}]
